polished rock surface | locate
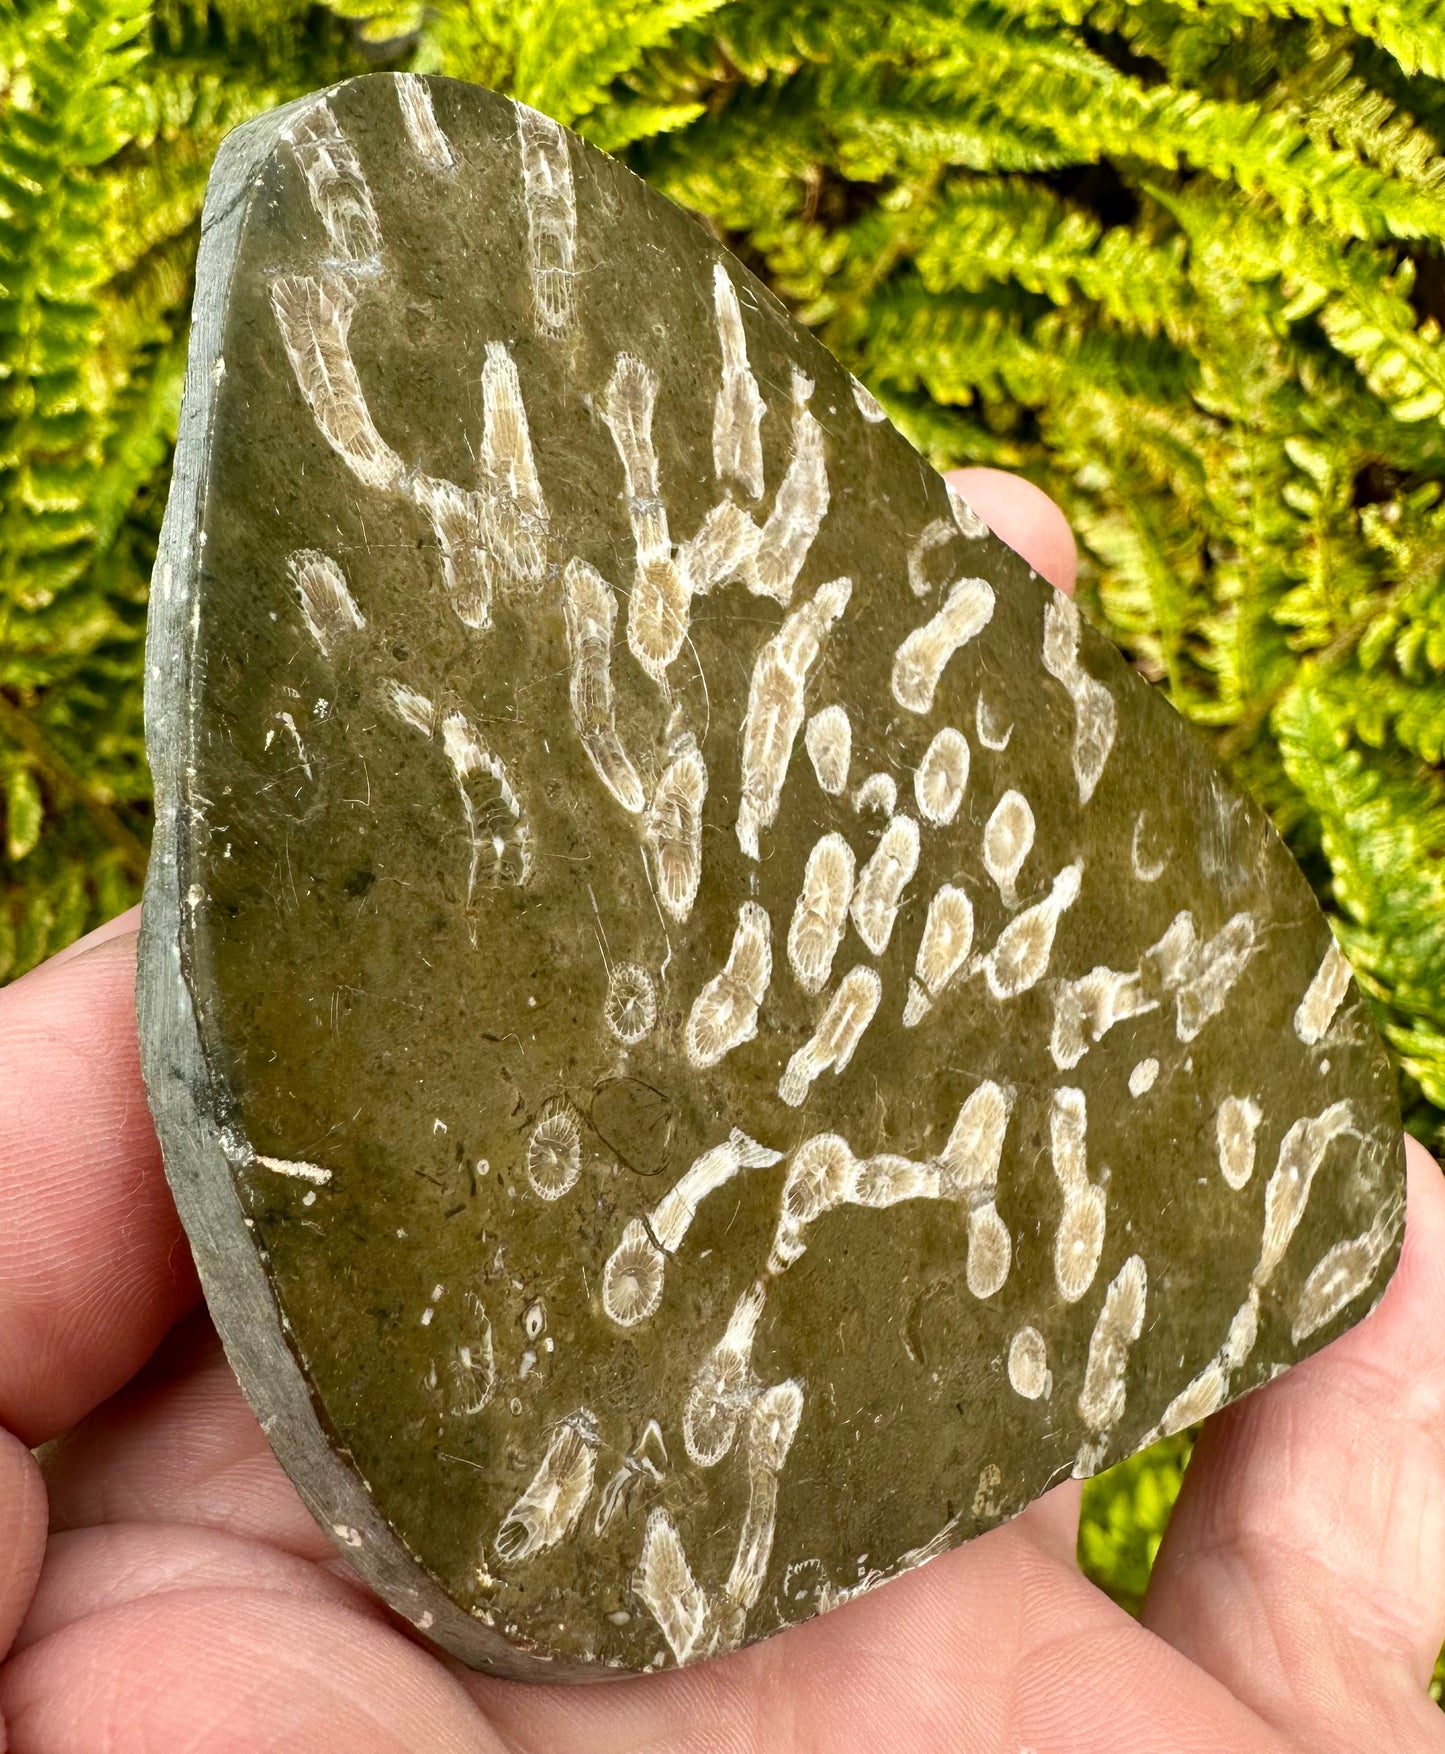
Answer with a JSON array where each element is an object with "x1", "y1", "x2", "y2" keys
[{"x1": 139, "y1": 72, "x2": 1405, "y2": 1679}]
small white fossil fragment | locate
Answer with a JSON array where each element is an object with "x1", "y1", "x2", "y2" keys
[
  {"x1": 1007, "y1": 1326, "x2": 1051, "y2": 1400},
  {"x1": 395, "y1": 72, "x2": 454, "y2": 168},
  {"x1": 645, "y1": 737, "x2": 708, "y2": 922},
  {"x1": 851, "y1": 772, "x2": 897, "y2": 817},
  {"x1": 982, "y1": 789, "x2": 1035, "y2": 908},
  {"x1": 1040, "y1": 592, "x2": 1116, "y2": 805},
  {"x1": 851, "y1": 376, "x2": 888, "y2": 422},
  {"x1": 1131, "y1": 812, "x2": 1167, "y2": 881},
  {"x1": 1128, "y1": 1057, "x2": 1159, "y2": 1098},
  {"x1": 524, "y1": 1098, "x2": 582, "y2": 1202},
  {"x1": 287, "y1": 549, "x2": 365, "y2": 655},
  {"x1": 563, "y1": 558, "x2": 645, "y2": 813},
  {"x1": 975, "y1": 695, "x2": 1012, "y2": 751},
  {"x1": 946, "y1": 479, "x2": 989, "y2": 540},
  {"x1": 1294, "y1": 939, "x2": 1352, "y2": 1045},
  {"x1": 983, "y1": 862, "x2": 1082, "y2": 1000},
  {"x1": 1216, "y1": 1095, "x2": 1263, "y2": 1190},
  {"x1": 495, "y1": 1412, "x2": 599, "y2": 1563},
  {"x1": 516, "y1": 101, "x2": 577, "y2": 331},
  {"x1": 804, "y1": 705, "x2": 852, "y2": 796},
  {"x1": 778, "y1": 965, "x2": 882, "y2": 1106},
  {"x1": 712, "y1": 264, "x2": 766, "y2": 500},
  {"x1": 387, "y1": 681, "x2": 436, "y2": 738},
  {"x1": 914, "y1": 727, "x2": 969, "y2": 826},
  {"x1": 686, "y1": 902, "x2": 773, "y2": 1067},
  {"x1": 891, "y1": 576, "x2": 996, "y2": 713},
  {"x1": 605, "y1": 962, "x2": 657, "y2": 1045},
  {"x1": 787, "y1": 834, "x2": 856, "y2": 996},
  {"x1": 737, "y1": 577, "x2": 852, "y2": 859},
  {"x1": 850, "y1": 814, "x2": 919, "y2": 956},
  {"x1": 255, "y1": 1154, "x2": 332, "y2": 1185},
  {"x1": 906, "y1": 518, "x2": 957, "y2": 599},
  {"x1": 904, "y1": 884, "x2": 974, "y2": 1025}
]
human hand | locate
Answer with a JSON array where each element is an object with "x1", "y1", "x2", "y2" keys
[{"x1": 1, "y1": 472, "x2": 1442, "y2": 1753}]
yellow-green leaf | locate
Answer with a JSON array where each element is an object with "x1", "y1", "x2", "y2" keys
[{"x1": 5, "y1": 768, "x2": 44, "y2": 863}]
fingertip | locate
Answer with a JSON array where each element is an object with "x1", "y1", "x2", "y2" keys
[
  {"x1": 14, "y1": 903, "x2": 142, "y2": 984},
  {"x1": 1367, "y1": 1132, "x2": 1445, "y2": 1337},
  {"x1": 0, "y1": 922, "x2": 199, "y2": 1444},
  {"x1": 1404, "y1": 1129, "x2": 1441, "y2": 1185},
  {"x1": 946, "y1": 466, "x2": 1077, "y2": 596}
]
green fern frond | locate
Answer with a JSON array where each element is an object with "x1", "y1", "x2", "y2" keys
[
  {"x1": 1001, "y1": 0, "x2": 1445, "y2": 84},
  {"x1": 1275, "y1": 670, "x2": 1445, "y2": 1112},
  {"x1": 417, "y1": 0, "x2": 731, "y2": 126}
]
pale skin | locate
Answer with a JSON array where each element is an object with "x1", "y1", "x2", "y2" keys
[{"x1": 0, "y1": 470, "x2": 1442, "y2": 1753}]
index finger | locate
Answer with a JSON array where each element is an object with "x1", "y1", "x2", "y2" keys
[{"x1": 0, "y1": 919, "x2": 199, "y2": 1444}]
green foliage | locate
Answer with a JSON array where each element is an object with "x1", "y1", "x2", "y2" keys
[
  {"x1": 3, "y1": 0, "x2": 1445, "y2": 1643},
  {"x1": 1080, "y1": 1430, "x2": 1195, "y2": 1613}
]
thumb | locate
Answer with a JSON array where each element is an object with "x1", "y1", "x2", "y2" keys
[{"x1": 946, "y1": 466, "x2": 1077, "y2": 597}]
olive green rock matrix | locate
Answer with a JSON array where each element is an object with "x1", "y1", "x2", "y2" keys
[{"x1": 138, "y1": 75, "x2": 1403, "y2": 1677}]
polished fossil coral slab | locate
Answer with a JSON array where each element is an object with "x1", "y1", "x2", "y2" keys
[{"x1": 139, "y1": 72, "x2": 1405, "y2": 1679}]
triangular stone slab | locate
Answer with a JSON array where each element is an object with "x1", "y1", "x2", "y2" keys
[{"x1": 139, "y1": 72, "x2": 1405, "y2": 1679}]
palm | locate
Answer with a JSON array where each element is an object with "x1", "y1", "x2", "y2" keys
[
  {"x1": 5, "y1": 1278, "x2": 1443, "y2": 1754},
  {"x1": 2, "y1": 476, "x2": 1442, "y2": 1753}
]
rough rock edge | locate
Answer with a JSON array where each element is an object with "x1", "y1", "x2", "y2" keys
[{"x1": 136, "y1": 77, "x2": 592, "y2": 1681}]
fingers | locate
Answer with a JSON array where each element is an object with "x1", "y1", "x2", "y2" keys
[
  {"x1": 0, "y1": 920, "x2": 199, "y2": 1443},
  {"x1": 42, "y1": 1312, "x2": 332, "y2": 1562},
  {"x1": 0, "y1": 1591, "x2": 500, "y2": 1754},
  {"x1": 13, "y1": 1523, "x2": 369, "y2": 1654},
  {"x1": 946, "y1": 466, "x2": 1078, "y2": 596},
  {"x1": 467, "y1": 1514, "x2": 1292, "y2": 1754},
  {"x1": 25, "y1": 903, "x2": 142, "y2": 975},
  {"x1": 0, "y1": 1430, "x2": 46, "y2": 1660},
  {"x1": 1143, "y1": 1135, "x2": 1445, "y2": 1751}
]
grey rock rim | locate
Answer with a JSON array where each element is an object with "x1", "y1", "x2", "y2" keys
[{"x1": 137, "y1": 85, "x2": 592, "y2": 1681}]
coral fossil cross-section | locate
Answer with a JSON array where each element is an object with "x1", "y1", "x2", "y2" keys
[{"x1": 139, "y1": 72, "x2": 1405, "y2": 1679}]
